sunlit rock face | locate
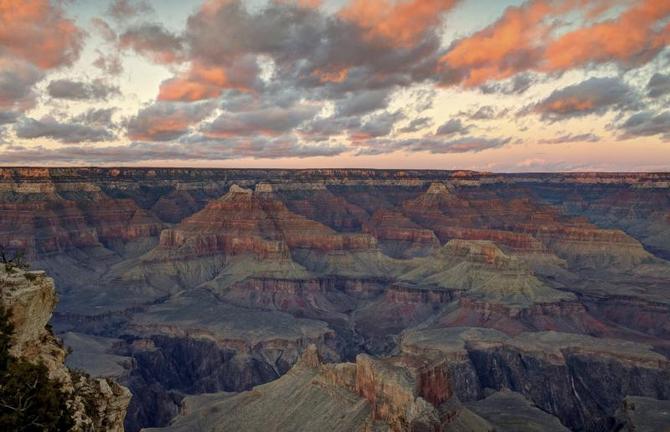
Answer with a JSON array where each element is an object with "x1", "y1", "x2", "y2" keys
[{"x1": 1, "y1": 168, "x2": 669, "y2": 431}]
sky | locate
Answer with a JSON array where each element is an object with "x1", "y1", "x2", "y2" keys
[{"x1": 0, "y1": 0, "x2": 668, "y2": 171}]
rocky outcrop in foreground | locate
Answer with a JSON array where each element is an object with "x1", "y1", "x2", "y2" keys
[{"x1": 0, "y1": 265, "x2": 130, "y2": 431}]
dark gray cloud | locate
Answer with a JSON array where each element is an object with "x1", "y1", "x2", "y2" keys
[
  {"x1": 351, "y1": 111, "x2": 404, "y2": 140},
  {"x1": 303, "y1": 115, "x2": 362, "y2": 140},
  {"x1": 619, "y1": 111, "x2": 670, "y2": 139},
  {"x1": 0, "y1": 111, "x2": 19, "y2": 126},
  {"x1": 120, "y1": 23, "x2": 184, "y2": 64},
  {"x1": 47, "y1": 79, "x2": 120, "y2": 100},
  {"x1": 481, "y1": 74, "x2": 535, "y2": 95},
  {"x1": 90, "y1": 18, "x2": 123, "y2": 75},
  {"x1": 203, "y1": 104, "x2": 320, "y2": 137},
  {"x1": 93, "y1": 50, "x2": 123, "y2": 76},
  {"x1": 533, "y1": 77, "x2": 639, "y2": 121},
  {"x1": 107, "y1": 0, "x2": 153, "y2": 21},
  {"x1": 73, "y1": 108, "x2": 117, "y2": 126},
  {"x1": 182, "y1": 0, "x2": 444, "y2": 97},
  {"x1": 458, "y1": 105, "x2": 509, "y2": 121},
  {"x1": 539, "y1": 133, "x2": 601, "y2": 144},
  {"x1": 0, "y1": 61, "x2": 43, "y2": 111},
  {"x1": 647, "y1": 73, "x2": 670, "y2": 98},
  {"x1": 399, "y1": 117, "x2": 432, "y2": 133},
  {"x1": 15, "y1": 117, "x2": 115, "y2": 143},
  {"x1": 127, "y1": 101, "x2": 215, "y2": 141},
  {"x1": 436, "y1": 118, "x2": 470, "y2": 136},
  {"x1": 335, "y1": 89, "x2": 391, "y2": 117}
]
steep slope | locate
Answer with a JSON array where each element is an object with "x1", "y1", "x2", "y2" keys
[
  {"x1": 0, "y1": 265, "x2": 130, "y2": 431},
  {"x1": 401, "y1": 327, "x2": 670, "y2": 431}
]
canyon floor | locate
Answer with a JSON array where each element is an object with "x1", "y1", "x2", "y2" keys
[{"x1": 1, "y1": 168, "x2": 669, "y2": 431}]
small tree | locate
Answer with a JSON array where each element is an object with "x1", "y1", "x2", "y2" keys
[
  {"x1": 0, "y1": 307, "x2": 12, "y2": 372},
  {"x1": 0, "y1": 247, "x2": 30, "y2": 273},
  {"x1": 0, "y1": 305, "x2": 74, "y2": 431}
]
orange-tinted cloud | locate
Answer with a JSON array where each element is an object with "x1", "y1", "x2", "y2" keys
[
  {"x1": 273, "y1": 0, "x2": 321, "y2": 8},
  {"x1": 158, "y1": 59, "x2": 258, "y2": 102},
  {"x1": 439, "y1": 0, "x2": 555, "y2": 86},
  {"x1": 312, "y1": 67, "x2": 349, "y2": 83},
  {"x1": 0, "y1": 0, "x2": 83, "y2": 70},
  {"x1": 127, "y1": 102, "x2": 214, "y2": 141},
  {"x1": 544, "y1": 0, "x2": 670, "y2": 71},
  {"x1": 158, "y1": 78, "x2": 221, "y2": 102},
  {"x1": 339, "y1": 0, "x2": 459, "y2": 47},
  {"x1": 440, "y1": 0, "x2": 670, "y2": 87}
]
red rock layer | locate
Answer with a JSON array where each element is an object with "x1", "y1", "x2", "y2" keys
[
  {"x1": 440, "y1": 297, "x2": 613, "y2": 337},
  {"x1": 363, "y1": 209, "x2": 440, "y2": 256},
  {"x1": 157, "y1": 186, "x2": 378, "y2": 259},
  {"x1": 0, "y1": 195, "x2": 162, "y2": 257}
]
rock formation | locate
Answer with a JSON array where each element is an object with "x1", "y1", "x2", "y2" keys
[
  {"x1": 0, "y1": 168, "x2": 668, "y2": 431},
  {"x1": 0, "y1": 264, "x2": 131, "y2": 431}
]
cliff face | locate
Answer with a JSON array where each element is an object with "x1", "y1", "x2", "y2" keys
[
  {"x1": 0, "y1": 265, "x2": 131, "y2": 432},
  {"x1": 0, "y1": 168, "x2": 669, "y2": 431}
]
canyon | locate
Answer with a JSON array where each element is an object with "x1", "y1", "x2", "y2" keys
[{"x1": 0, "y1": 168, "x2": 668, "y2": 431}]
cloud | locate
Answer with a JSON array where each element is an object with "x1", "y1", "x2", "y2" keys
[
  {"x1": 480, "y1": 74, "x2": 535, "y2": 95},
  {"x1": 0, "y1": 0, "x2": 84, "y2": 70},
  {"x1": 0, "y1": 111, "x2": 19, "y2": 126},
  {"x1": 647, "y1": 73, "x2": 670, "y2": 98},
  {"x1": 91, "y1": 17, "x2": 117, "y2": 43},
  {"x1": 619, "y1": 111, "x2": 670, "y2": 139},
  {"x1": 127, "y1": 101, "x2": 215, "y2": 141},
  {"x1": 399, "y1": 116, "x2": 432, "y2": 133},
  {"x1": 338, "y1": 0, "x2": 459, "y2": 47},
  {"x1": 436, "y1": 118, "x2": 470, "y2": 136},
  {"x1": 439, "y1": 0, "x2": 670, "y2": 87},
  {"x1": 348, "y1": 111, "x2": 403, "y2": 141},
  {"x1": 107, "y1": 0, "x2": 153, "y2": 21},
  {"x1": 93, "y1": 50, "x2": 124, "y2": 76},
  {"x1": 412, "y1": 135, "x2": 511, "y2": 153},
  {"x1": 0, "y1": 59, "x2": 43, "y2": 111},
  {"x1": 0, "y1": 136, "x2": 347, "y2": 164},
  {"x1": 90, "y1": 18, "x2": 123, "y2": 75},
  {"x1": 0, "y1": 1, "x2": 83, "y2": 117},
  {"x1": 459, "y1": 105, "x2": 509, "y2": 121},
  {"x1": 182, "y1": 0, "x2": 446, "y2": 98},
  {"x1": 119, "y1": 23, "x2": 184, "y2": 64},
  {"x1": 302, "y1": 115, "x2": 362, "y2": 139},
  {"x1": 15, "y1": 117, "x2": 115, "y2": 143},
  {"x1": 183, "y1": 134, "x2": 347, "y2": 159},
  {"x1": 157, "y1": 56, "x2": 260, "y2": 101},
  {"x1": 543, "y1": 0, "x2": 670, "y2": 72},
  {"x1": 203, "y1": 104, "x2": 320, "y2": 137},
  {"x1": 355, "y1": 134, "x2": 511, "y2": 155},
  {"x1": 439, "y1": 0, "x2": 554, "y2": 86},
  {"x1": 335, "y1": 89, "x2": 391, "y2": 117},
  {"x1": 533, "y1": 77, "x2": 638, "y2": 120},
  {"x1": 539, "y1": 133, "x2": 600, "y2": 144},
  {"x1": 73, "y1": 108, "x2": 117, "y2": 126},
  {"x1": 47, "y1": 79, "x2": 120, "y2": 100}
]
